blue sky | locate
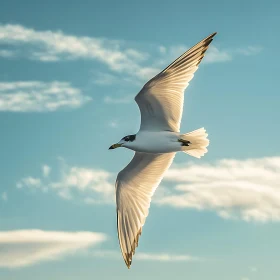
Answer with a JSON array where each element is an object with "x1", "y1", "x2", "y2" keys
[{"x1": 0, "y1": 0, "x2": 280, "y2": 279}]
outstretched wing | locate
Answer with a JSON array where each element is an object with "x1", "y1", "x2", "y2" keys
[
  {"x1": 135, "y1": 32, "x2": 217, "y2": 132},
  {"x1": 115, "y1": 152, "x2": 175, "y2": 268}
]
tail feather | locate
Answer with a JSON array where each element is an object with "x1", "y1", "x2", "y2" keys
[{"x1": 179, "y1": 127, "x2": 209, "y2": 158}]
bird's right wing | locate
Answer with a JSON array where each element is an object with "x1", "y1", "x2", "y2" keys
[
  {"x1": 135, "y1": 32, "x2": 217, "y2": 132},
  {"x1": 115, "y1": 152, "x2": 175, "y2": 268}
]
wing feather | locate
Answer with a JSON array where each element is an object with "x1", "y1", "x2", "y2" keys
[
  {"x1": 116, "y1": 152, "x2": 175, "y2": 268},
  {"x1": 135, "y1": 32, "x2": 217, "y2": 132}
]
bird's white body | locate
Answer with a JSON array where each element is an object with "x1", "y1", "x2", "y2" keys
[
  {"x1": 109, "y1": 32, "x2": 217, "y2": 268},
  {"x1": 124, "y1": 131, "x2": 181, "y2": 153}
]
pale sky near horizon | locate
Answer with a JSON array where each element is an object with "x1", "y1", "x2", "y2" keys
[{"x1": 0, "y1": 0, "x2": 280, "y2": 279}]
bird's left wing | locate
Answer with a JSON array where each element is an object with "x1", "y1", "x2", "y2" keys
[
  {"x1": 135, "y1": 32, "x2": 217, "y2": 132},
  {"x1": 116, "y1": 152, "x2": 175, "y2": 268}
]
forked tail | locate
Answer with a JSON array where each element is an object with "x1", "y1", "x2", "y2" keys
[{"x1": 179, "y1": 127, "x2": 209, "y2": 158}]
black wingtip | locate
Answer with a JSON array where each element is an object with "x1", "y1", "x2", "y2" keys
[
  {"x1": 210, "y1": 32, "x2": 217, "y2": 37},
  {"x1": 206, "y1": 32, "x2": 217, "y2": 42},
  {"x1": 125, "y1": 258, "x2": 132, "y2": 269}
]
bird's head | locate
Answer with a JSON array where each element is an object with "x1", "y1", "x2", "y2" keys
[{"x1": 109, "y1": 134, "x2": 136, "y2": 150}]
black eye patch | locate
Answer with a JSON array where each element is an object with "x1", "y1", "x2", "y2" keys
[{"x1": 122, "y1": 134, "x2": 136, "y2": 142}]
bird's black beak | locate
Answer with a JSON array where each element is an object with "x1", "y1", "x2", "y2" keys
[{"x1": 109, "y1": 143, "x2": 122, "y2": 150}]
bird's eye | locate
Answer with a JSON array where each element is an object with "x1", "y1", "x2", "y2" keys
[{"x1": 124, "y1": 137, "x2": 129, "y2": 142}]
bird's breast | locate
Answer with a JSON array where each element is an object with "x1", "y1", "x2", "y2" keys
[{"x1": 127, "y1": 131, "x2": 181, "y2": 153}]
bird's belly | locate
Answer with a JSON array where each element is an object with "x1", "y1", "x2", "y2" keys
[
  {"x1": 133, "y1": 144, "x2": 179, "y2": 153},
  {"x1": 129, "y1": 131, "x2": 181, "y2": 153}
]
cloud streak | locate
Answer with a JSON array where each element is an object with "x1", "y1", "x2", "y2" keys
[
  {"x1": 157, "y1": 156, "x2": 280, "y2": 222},
  {"x1": 0, "y1": 49, "x2": 15, "y2": 58},
  {"x1": 135, "y1": 252, "x2": 199, "y2": 262},
  {"x1": 0, "y1": 229, "x2": 198, "y2": 268},
  {"x1": 16, "y1": 156, "x2": 280, "y2": 222},
  {"x1": 160, "y1": 44, "x2": 232, "y2": 66},
  {"x1": 0, "y1": 230, "x2": 107, "y2": 268},
  {"x1": 17, "y1": 159, "x2": 115, "y2": 204},
  {"x1": 0, "y1": 24, "x2": 150, "y2": 78},
  {"x1": 104, "y1": 95, "x2": 133, "y2": 104},
  {"x1": 235, "y1": 46, "x2": 262, "y2": 56},
  {"x1": 0, "y1": 24, "x2": 262, "y2": 83},
  {"x1": 91, "y1": 250, "x2": 199, "y2": 262},
  {"x1": 1, "y1": 192, "x2": 7, "y2": 201},
  {"x1": 0, "y1": 81, "x2": 91, "y2": 112},
  {"x1": 42, "y1": 165, "x2": 51, "y2": 177}
]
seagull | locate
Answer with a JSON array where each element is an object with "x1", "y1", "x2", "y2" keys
[{"x1": 109, "y1": 32, "x2": 217, "y2": 268}]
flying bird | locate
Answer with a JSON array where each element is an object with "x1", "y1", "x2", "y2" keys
[{"x1": 109, "y1": 32, "x2": 217, "y2": 268}]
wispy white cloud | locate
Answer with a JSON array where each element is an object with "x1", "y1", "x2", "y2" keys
[
  {"x1": 42, "y1": 165, "x2": 51, "y2": 177},
  {"x1": 0, "y1": 24, "x2": 149, "y2": 77},
  {"x1": 17, "y1": 159, "x2": 115, "y2": 204},
  {"x1": 93, "y1": 73, "x2": 120, "y2": 86},
  {"x1": 135, "y1": 67, "x2": 159, "y2": 80},
  {"x1": 235, "y1": 46, "x2": 262, "y2": 56},
  {"x1": 156, "y1": 43, "x2": 262, "y2": 67},
  {"x1": 0, "y1": 49, "x2": 15, "y2": 58},
  {"x1": 108, "y1": 120, "x2": 119, "y2": 128},
  {"x1": 92, "y1": 71, "x2": 142, "y2": 87},
  {"x1": 0, "y1": 229, "x2": 107, "y2": 268},
  {"x1": 158, "y1": 44, "x2": 232, "y2": 66},
  {"x1": 17, "y1": 176, "x2": 41, "y2": 189},
  {"x1": 157, "y1": 157, "x2": 280, "y2": 222},
  {"x1": 91, "y1": 250, "x2": 199, "y2": 262},
  {"x1": 250, "y1": 266, "x2": 257, "y2": 272},
  {"x1": 57, "y1": 188, "x2": 73, "y2": 200},
  {"x1": 51, "y1": 166, "x2": 114, "y2": 199},
  {"x1": 158, "y1": 46, "x2": 167, "y2": 54},
  {"x1": 0, "y1": 229, "x2": 199, "y2": 268},
  {"x1": 0, "y1": 81, "x2": 91, "y2": 112},
  {"x1": 0, "y1": 24, "x2": 261, "y2": 84},
  {"x1": 17, "y1": 156, "x2": 280, "y2": 222},
  {"x1": 104, "y1": 95, "x2": 132, "y2": 104},
  {"x1": 135, "y1": 252, "x2": 199, "y2": 262},
  {"x1": 1, "y1": 192, "x2": 7, "y2": 201},
  {"x1": 204, "y1": 45, "x2": 232, "y2": 63}
]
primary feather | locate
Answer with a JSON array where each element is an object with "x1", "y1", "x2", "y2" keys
[
  {"x1": 135, "y1": 32, "x2": 216, "y2": 132},
  {"x1": 114, "y1": 32, "x2": 217, "y2": 268},
  {"x1": 116, "y1": 152, "x2": 175, "y2": 268}
]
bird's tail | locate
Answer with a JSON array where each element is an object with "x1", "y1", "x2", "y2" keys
[{"x1": 179, "y1": 127, "x2": 209, "y2": 158}]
